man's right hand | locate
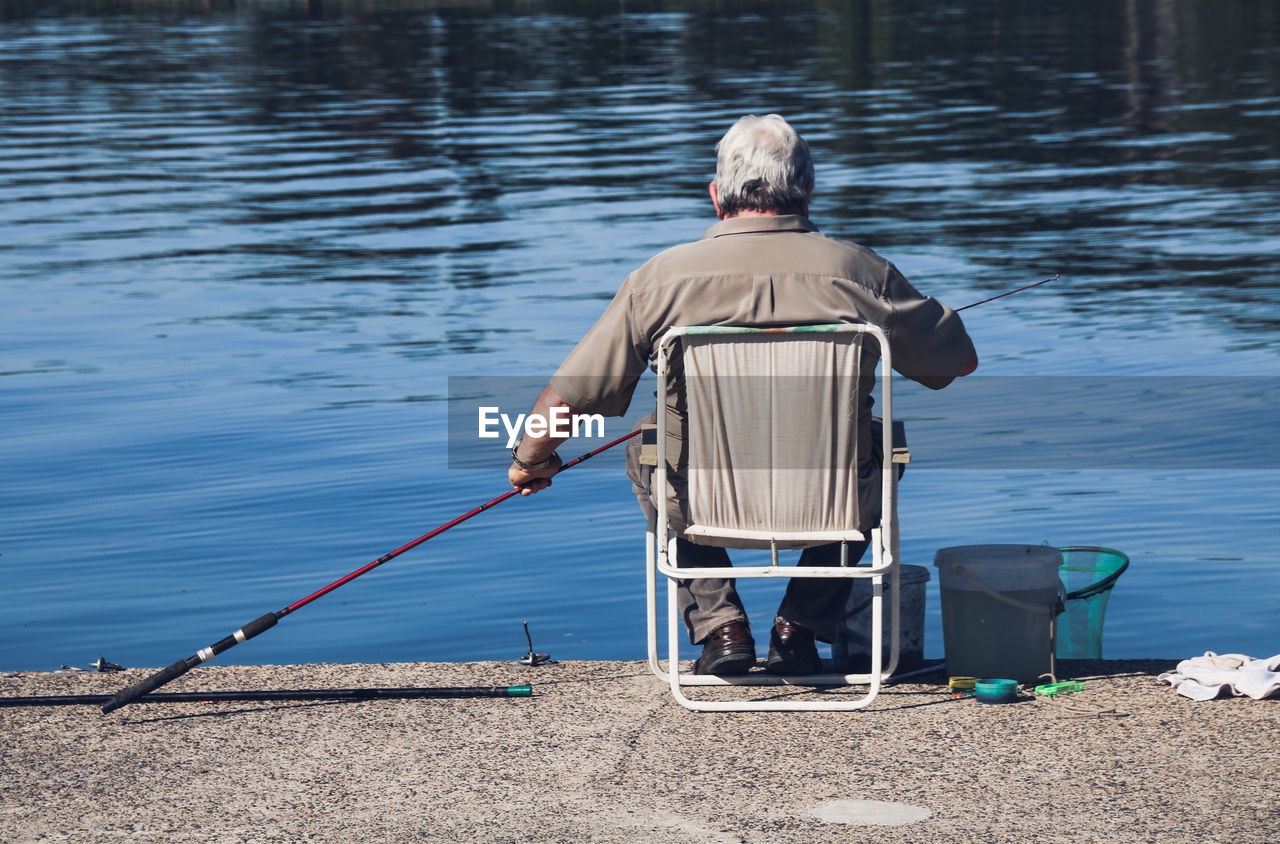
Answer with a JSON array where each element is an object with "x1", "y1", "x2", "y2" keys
[{"x1": 508, "y1": 454, "x2": 562, "y2": 496}]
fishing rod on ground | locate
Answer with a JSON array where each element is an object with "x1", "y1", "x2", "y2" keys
[
  {"x1": 4, "y1": 686, "x2": 532, "y2": 708},
  {"x1": 99, "y1": 429, "x2": 640, "y2": 715}
]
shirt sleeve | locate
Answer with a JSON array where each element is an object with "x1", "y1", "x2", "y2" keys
[
  {"x1": 882, "y1": 265, "x2": 976, "y2": 390},
  {"x1": 548, "y1": 276, "x2": 651, "y2": 417}
]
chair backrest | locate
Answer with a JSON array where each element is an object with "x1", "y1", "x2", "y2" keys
[{"x1": 657, "y1": 324, "x2": 882, "y2": 547}]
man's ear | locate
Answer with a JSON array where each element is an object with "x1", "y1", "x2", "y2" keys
[{"x1": 709, "y1": 181, "x2": 725, "y2": 219}]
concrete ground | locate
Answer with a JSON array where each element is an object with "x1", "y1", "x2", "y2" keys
[{"x1": 1, "y1": 659, "x2": 1276, "y2": 842}]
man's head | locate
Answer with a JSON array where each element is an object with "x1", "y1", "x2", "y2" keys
[{"x1": 711, "y1": 114, "x2": 814, "y2": 219}]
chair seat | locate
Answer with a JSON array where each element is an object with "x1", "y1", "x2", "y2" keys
[{"x1": 681, "y1": 524, "x2": 865, "y2": 545}]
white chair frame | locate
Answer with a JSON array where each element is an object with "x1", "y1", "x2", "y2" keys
[{"x1": 644, "y1": 323, "x2": 902, "y2": 711}]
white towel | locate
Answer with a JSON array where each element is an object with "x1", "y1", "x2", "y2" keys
[{"x1": 1158, "y1": 652, "x2": 1280, "y2": 701}]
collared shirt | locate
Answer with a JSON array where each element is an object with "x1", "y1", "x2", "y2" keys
[{"x1": 551, "y1": 214, "x2": 975, "y2": 418}]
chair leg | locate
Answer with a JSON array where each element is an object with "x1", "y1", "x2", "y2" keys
[
  {"x1": 645, "y1": 527, "x2": 664, "y2": 679},
  {"x1": 648, "y1": 528, "x2": 899, "y2": 711},
  {"x1": 667, "y1": 574, "x2": 684, "y2": 695},
  {"x1": 661, "y1": 555, "x2": 891, "y2": 713}
]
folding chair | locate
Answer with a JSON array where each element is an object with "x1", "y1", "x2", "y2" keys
[{"x1": 643, "y1": 323, "x2": 905, "y2": 711}]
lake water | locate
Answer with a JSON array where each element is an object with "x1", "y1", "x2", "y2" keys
[{"x1": 2, "y1": 1, "x2": 1277, "y2": 674}]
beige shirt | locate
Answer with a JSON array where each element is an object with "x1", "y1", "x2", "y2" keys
[{"x1": 551, "y1": 214, "x2": 975, "y2": 420}]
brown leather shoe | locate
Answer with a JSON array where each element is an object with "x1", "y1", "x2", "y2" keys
[
  {"x1": 693, "y1": 620, "x2": 756, "y2": 675},
  {"x1": 765, "y1": 617, "x2": 822, "y2": 675}
]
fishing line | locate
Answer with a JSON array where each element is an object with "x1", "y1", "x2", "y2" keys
[{"x1": 957, "y1": 273, "x2": 1059, "y2": 311}]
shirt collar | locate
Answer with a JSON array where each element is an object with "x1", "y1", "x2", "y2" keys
[{"x1": 701, "y1": 214, "x2": 820, "y2": 240}]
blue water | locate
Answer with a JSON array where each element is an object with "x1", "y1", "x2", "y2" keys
[{"x1": 2, "y1": 2, "x2": 1278, "y2": 672}]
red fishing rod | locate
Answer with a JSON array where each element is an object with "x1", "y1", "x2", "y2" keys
[{"x1": 102, "y1": 429, "x2": 640, "y2": 714}]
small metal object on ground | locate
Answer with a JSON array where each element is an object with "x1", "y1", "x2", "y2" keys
[{"x1": 517, "y1": 621, "x2": 551, "y2": 667}]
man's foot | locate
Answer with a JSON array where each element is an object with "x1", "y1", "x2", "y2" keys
[
  {"x1": 693, "y1": 621, "x2": 756, "y2": 675},
  {"x1": 765, "y1": 617, "x2": 822, "y2": 675}
]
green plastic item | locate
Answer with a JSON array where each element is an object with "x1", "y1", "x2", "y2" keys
[
  {"x1": 974, "y1": 678, "x2": 1019, "y2": 704},
  {"x1": 1056, "y1": 546, "x2": 1128, "y2": 659},
  {"x1": 1034, "y1": 681, "x2": 1085, "y2": 696}
]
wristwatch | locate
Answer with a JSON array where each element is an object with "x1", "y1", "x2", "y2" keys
[{"x1": 511, "y1": 444, "x2": 557, "y2": 472}]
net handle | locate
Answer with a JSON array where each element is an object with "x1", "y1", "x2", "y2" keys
[{"x1": 1059, "y1": 546, "x2": 1130, "y2": 601}]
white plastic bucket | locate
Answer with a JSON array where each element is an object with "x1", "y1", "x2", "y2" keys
[
  {"x1": 832, "y1": 564, "x2": 930, "y2": 673},
  {"x1": 934, "y1": 545, "x2": 1062, "y2": 683}
]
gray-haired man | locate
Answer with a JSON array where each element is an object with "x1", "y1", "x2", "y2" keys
[{"x1": 508, "y1": 114, "x2": 976, "y2": 675}]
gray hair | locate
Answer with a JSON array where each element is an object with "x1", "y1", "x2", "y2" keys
[{"x1": 714, "y1": 114, "x2": 814, "y2": 217}]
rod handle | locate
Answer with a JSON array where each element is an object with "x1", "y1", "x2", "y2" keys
[
  {"x1": 100, "y1": 612, "x2": 279, "y2": 714},
  {"x1": 100, "y1": 657, "x2": 195, "y2": 714}
]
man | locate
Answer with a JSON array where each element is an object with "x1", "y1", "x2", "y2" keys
[{"x1": 507, "y1": 114, "x2": 976, "y2": 675}]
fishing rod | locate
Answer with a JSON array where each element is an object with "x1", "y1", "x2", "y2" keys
[
  {"x1": 957, "y1": 273, "x2": 1058, "y2": 311},
  {"x1": 5, "y1": 685, "x2": 532, "y2": 708},
  {"x1": 102, "y1": 429, "x2": 640, "y2": 715}
]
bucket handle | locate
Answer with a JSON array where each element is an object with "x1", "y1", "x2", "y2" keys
[{"x1": 953, "y1": 564, "x2": 1066, "y2": 617}]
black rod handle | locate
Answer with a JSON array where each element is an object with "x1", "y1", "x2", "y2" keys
[
  {"x1": 101, "y1": 612, "x2": 278, "y2": 714},
  {"x1": 100, "y1": 656, "x2": 195, "y2": 713}
]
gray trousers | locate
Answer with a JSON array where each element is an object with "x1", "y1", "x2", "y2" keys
[{"x1": 626, "y1": 426, "x2": 872, "y2": 646}]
